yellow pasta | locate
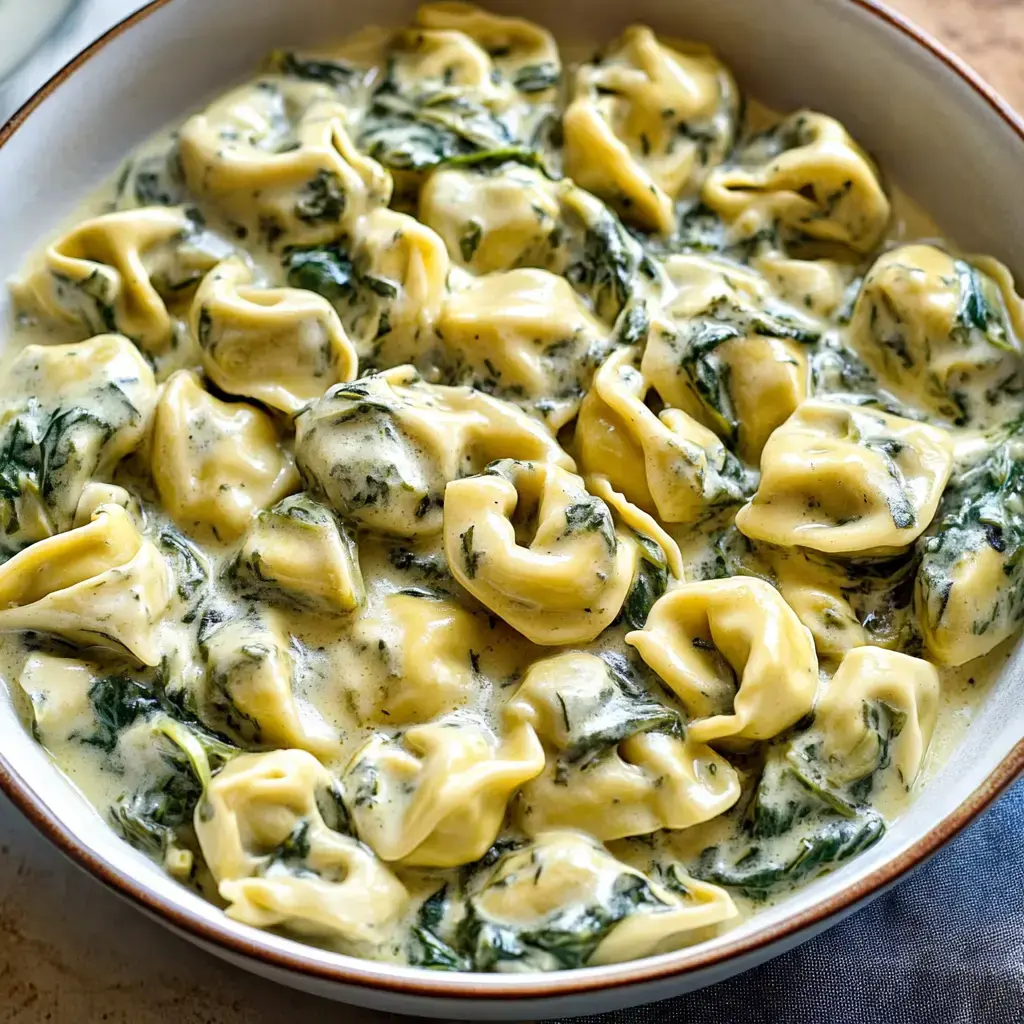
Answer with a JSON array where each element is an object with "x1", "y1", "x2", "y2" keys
[{"x1": 735, "y1": 400, "x2": 953, "y2": 555}]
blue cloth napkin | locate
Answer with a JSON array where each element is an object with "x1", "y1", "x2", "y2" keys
[{"x1": 563, "y1": 776, "x2": 1024, "y2": 1024}]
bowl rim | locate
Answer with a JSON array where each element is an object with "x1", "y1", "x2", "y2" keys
[{"x1": 1, "y1": 0, "x2": 1023, "y2": 1003}]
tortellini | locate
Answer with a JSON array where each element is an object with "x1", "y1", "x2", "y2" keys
[
  {"x1": 812, "y1": 646, "x2": 938, "y2": 789},
  {"x1": 0, "y1": 334, "x2": 156, "y2": 548},
  {"x1": 443, "y1": 460, "x2": 641, "y2": 644},
  {"x1": 341, "y1": 208, "x2": 450, "y2": 368},
  {"x1": 15, "y1": 206, "x2": 225, "y2": 354},
  {"x1": 191, "y1": 257, "x2": 357, "y2": 414},
  {"x1": 179, "y1": 79, "x2": 391, "y2": 248},
  {"x1": 352, "y1": 590, "x2": 533, "y2": 724},
  {"x1": 419, "y1": 165, "x2": 644, "y2": 323},
  {"x1": 151, "y1": 371, "x2": 299, "y2": 541},
  {"x1": 508, "y1": 652, "x2": 740, "y2": 839},
  {"x1": 232, "y1": 493, "x2": 363, "y2": 612},
  {"x1": 295, "y1": 366, "x2": 572, "y2": 537},
  {"x1": 768, "y1": 550, "x2": 868, "y2": 659},
  {"x1": 642, "y1": 254, "x2": 817, "y2": 462},
  {"x1": 195, "y1": 748, "x2": 408, "y2": 945},
  {"x1": 576, "y1": 345, "x2": 749, "y2": 522},
  {"x1": 735, "y1": 401, "x2": 954, "y2": 555},
  {"x1": 627, "y1": 577, "x2": 818, "y2": 743},
  {"x1": 915, "y1": 442, "x2": 1024, "y2": 666},
  {"x1": 415, "y1": 1, "x2": 559, "y2": 95},
  {"x1": 342, "y1": 715, "x2": 544, "y2": 866},
  {"x1": 420, "y1": 163, "x2": 562, "y2": 275},
  {"x1": 702, "y1": 110, "x2": 891, "y2": 252},
  {"x1": 848, "y1": 245, "x2": 1024, "y2": 426},
  {"x1": 358, "y1": 5, "x2": 557, "y2": 175},
  {"x1": 0, "y1": 504, "x2": 169, "y2": 665},
  {"x1": 17, "y1": 654, "x2": 100, "y2": 749},
  {"x1": 462, "y1": 832, "x2": 736, "y2": 970},
  {"x1": 437, "y1": 268, "x2": 610, "y2": 428},
  {"x1": 200, "y1": 610, "x2": 338, "y2": 754},
  {"x1": 564, "y1": 26, "x2": 738, "y2": 234}
]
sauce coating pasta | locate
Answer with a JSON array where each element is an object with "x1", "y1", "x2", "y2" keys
[{"x1": 3, "y1": 2, "x2": 1021, "y2": 974}]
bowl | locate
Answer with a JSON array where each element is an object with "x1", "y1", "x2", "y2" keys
[
  {"x1": 0, "y1": 0, "x2": 81, "y2": 90},
  {"x1": 1, "y1": 0, "x2": 1023, "y2": 1017}
]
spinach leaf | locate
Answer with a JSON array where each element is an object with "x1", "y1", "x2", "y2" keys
[
  {"x1": 695, "y1": 812, "x2": 885, "y2": 897},
  {"x1": 460, "y1": 871, "x2": 666, "y2": 971},
  {"x1": 611, "y1": 300, "x2": 650, "y2": 347},
  {"x1": 359, "y1": 81, "x2": 517, "y2": 172},
  {"x1": 563, "y1": 213, "x2": 640, "y2": 323},
  {"x1": 408, "y1": 885, "x2": 469, "y2": 971},
  {"x1": 111, "y1": 714, "x2": 238, "y2": 859},
  {"x1": 623, "y1": 532, "x2": 669, "y2": 630},
  {"x1": 917, "y1": 440, "x2": 1024, "y2": 640},
  {"x1": 294, "y1": 169, "x2": 347, "y2": 225},
  {"x1": 951, "y1": 259, "x2": 1012, "y2": 351},
  {"x1": 158, "y1": 527, "x2": 209, "y2": 623},
  {"x1": 547, "y1": 650, "x2": 680, "y2": 767},
  {"x1": 112, "y1": 752, "x2": 203, "y2": 856},
  {"x1": 512, "y1": 62, "x2": 560, "y2": 93},
  {"x1": 269, "y1": 50, "x2": 360, "y2": 87},
  {"x1": 83, "y1": 675, "x2": 162, "y2": 753},
  {"x1": 284, "y1": 244, "x2": 356, "y2": 301}
]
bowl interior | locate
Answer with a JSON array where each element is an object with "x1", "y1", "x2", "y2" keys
[{"x1": 0, "y1": 0, "x2": 1022, "y2": 1014}]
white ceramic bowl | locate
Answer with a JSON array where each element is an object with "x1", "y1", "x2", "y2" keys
[{"x1": 1, "y1": 1, "x2": 1022, "y2": 1017}]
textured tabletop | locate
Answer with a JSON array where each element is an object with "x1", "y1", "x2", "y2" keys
[{"x1": 0, "y1": 2, "x2": 1022, "y2": 1021}]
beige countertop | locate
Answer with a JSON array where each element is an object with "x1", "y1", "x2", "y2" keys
[{"x1": 1, "y1": 2, "x2": 1022, "y2": 1021}]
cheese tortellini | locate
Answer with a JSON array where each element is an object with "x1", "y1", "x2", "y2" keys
[
  {"x1": 358, "y1": 4, "x2": 557, "y2": 176},
  {"x1": 736, "y1": 401, "x2": 954, "y2": 555},
  {"x1": 914, "y1": 440, "x2": 1024, "y2": 666},
  {"x1": 200, "y1": 610, "x2": 338, "y2": 754},
  {"x1": 702, "y1": 110, "x2": 891, "y2": 252},
  {"x1": 848, "y1": 245, "x2": 1024, "y2": 426},
  {"x1": 232, "y1": 493, "x2": 364, "y2": 612},
  {"x1": 627, "y1": 577, "x2": 818, "y2": 744},
  {"x1": 0, "y1": 334, "x2": 156, "y2": 550},
  {"x1": 179, "y1": 79, "x2": 391, "y2": 248},
  {"x1": 16, "y1": 207, "x2": 225, "y2": 356},
  {"x1": 6, "y1": 1, "x2": 1023, "y2": 981},
  {"x1": 565, "y1": 26, "x2": 738, "y2": 234},
  {"x1": 577, "y1": 345, "x2": 749, "y2": 522},
  {"x1": 195, "y1": 748, "x2": 408, "y2": 945},
  {"x1": 151, "y1": 371, "x2": 299, "y2": 541},
  {"x1": 343, "y1": 715, "x2": 543, "y2": 866},
  {"x1": 508, "y1": 653, "x2": 740, "y2": 839},
  {"x1": 812, "y1": 646, "x2": 939, "y2": 790},
  {"x1": 17, "y1": 653, "x2": 105, "y2": 749},
  {"x1": 461, "y1": 832, "x2": 736, "y2": 970},
  {"x1": 642, "y1": 255, "x2": 817, "y2": 462},
  {"x1": 341, "y1": 208, "x2": 450, "y2": 367},
  {"x1": 420, "y1": 163, "x2": 562, "y2": 275},
  {"x1": 444, "y1": 460, "x2": 644, "y2": 644},
  {"x1": 352, "y1": 589, "x2": 534, "y2": 724},
  {"x1": 0, "y1": 504, "x2": 169, "y2": 665},
  {"x1": 419, "y1": 166, "x2": 644, "y2": 324},
  {"x1": 295, "y1": 366, "x2": 572, "y2": 537},
  {"x1": 192, "y1": 257, "x2": 357, "y2": 414},
  {"x1": 437, "y1": 268, "x2": 611, "y2": 429}
]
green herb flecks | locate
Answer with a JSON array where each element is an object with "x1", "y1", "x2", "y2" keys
[
  {"x1": 623, "y1": 532, "x2": 669, "y2": 630},
  {"x1": 513, "y1": 62, "x2": 560, "y2": 93}
]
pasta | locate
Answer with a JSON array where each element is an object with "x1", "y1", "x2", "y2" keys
[{"x1": 4, "y1": 2, "x2": 1022, "y2": 976}]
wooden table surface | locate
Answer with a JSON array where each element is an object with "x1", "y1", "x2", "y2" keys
[{"x1": 0, "y1": 2, "x2": 1021, "y2": 1021}]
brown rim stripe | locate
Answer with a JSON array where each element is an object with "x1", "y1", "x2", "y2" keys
[{"x1": 1, "y1": 0, "x2": 1023, "y2": 1002}]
